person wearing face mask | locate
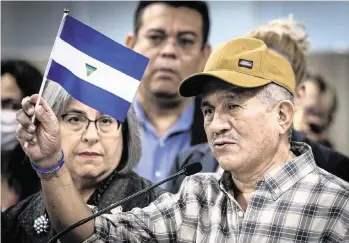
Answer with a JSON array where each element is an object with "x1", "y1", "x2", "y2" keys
[
  {"x1": 1, "y1": 60, "x2": 43, "y2": 211},
  {"x1": 2, "y1": 109, "x2": 20, "y2": 151}
]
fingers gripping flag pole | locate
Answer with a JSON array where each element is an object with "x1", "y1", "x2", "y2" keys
[
  {"x1": 25, "y1": 8, "x2": 70, "y2": 148},
  {"x1": 26, "y1": 8, "x2": 150, "y2": 147}
]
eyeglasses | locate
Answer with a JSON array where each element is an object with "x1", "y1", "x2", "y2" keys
[{"x1": 61, "y1": 113, "x2": 120, "y2": 134}]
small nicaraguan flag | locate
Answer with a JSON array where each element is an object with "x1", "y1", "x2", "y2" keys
[{"x1": 47, "y1": 15, "x2": 149, "y2": 122}]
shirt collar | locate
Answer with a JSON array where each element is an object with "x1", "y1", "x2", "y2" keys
[
  {"x1": 263, "y1": 142, "x2": 316, "y2": 199},
  {"x1": 219, "y1": 142, "x2": 316, "y2": 199},
  {"x1": 133, "y1": 96, "x2": 147, "y2": 126}
]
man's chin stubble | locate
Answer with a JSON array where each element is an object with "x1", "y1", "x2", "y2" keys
[{"x1": 153, "y1": 92, "x2": 183, "y2": 109}]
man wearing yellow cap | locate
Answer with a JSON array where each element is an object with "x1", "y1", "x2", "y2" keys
[
  {"x1": 168, "y1": 17, "x2": 349, "y2": 194},
  {"x1": 25, "y1": 37, "x2": 349, "y2": 242}
]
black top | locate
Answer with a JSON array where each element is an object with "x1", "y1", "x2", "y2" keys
[{"x1": 1, "y1": 172, "x2": 166, "y2": 243}]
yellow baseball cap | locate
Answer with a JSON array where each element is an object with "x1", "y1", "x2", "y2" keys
[{"x1": 178, "y1": 37, "x2": 295, "y2": 97}]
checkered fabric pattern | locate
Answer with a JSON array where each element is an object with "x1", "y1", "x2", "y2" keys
[{"x1": 85, "y1": 142, "x2": 349, "y2": 243}]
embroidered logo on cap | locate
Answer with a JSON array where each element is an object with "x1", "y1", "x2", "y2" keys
[{"x1": 238, "y1": 59, "x2": 253, "y2": 69}]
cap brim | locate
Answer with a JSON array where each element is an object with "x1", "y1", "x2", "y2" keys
[{"x1": 179, "y1": 71, "x2": 272, "y2": 97}]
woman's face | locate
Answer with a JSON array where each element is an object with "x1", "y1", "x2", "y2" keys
[
  {"x1": 1, "y1": 73, "x2": 23, "y2": 108},
  {"x1": 60, "y1": 99, "x2": 123, "y2": 183}
]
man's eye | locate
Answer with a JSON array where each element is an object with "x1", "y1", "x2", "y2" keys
[
  {"x1": 203, "y1": 108, "x2": 213, "y2": 116},
  {"x1": 148, "y1": 35, "x2": 164, "y2": 44},
  {"x1": 178, "y1": 38, "x2": 194, "y2": 47},
  {"x1": 229, "y1": 104, "x2": 240, "y2": 110}
]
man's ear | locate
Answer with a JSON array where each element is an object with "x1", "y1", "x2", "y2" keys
[
  {"x1": 125, "y1": 32, "x2": 136, "y2": 49},
  {"x1": 276, "y1": 100, "x2": 294, "y2": 135},
  {"x1": 199, "y1": 43, "x2": 212, "y2": 71}
]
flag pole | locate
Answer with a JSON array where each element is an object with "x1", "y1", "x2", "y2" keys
[{"x1": 24, "y1": 8, "x2": 70, "y2": 148}]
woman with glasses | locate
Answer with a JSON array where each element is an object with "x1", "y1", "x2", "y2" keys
[{"x1": 2, "y1": 81, "x2": 166, "y2": 243}]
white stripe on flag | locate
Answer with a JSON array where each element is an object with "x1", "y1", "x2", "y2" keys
[{"x1": 51, "y1": 38, "x2": 140, "y2": 103}]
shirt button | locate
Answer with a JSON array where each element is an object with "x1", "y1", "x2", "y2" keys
[
  {"x1": 155, "y1": 171, "x2": 161, "y2": 178},
  {"x1": 159, "y1": 141, "x2": 165, "y2": 147},
  {"x1": 274, "y1": 188, "x2": 280, "y2": 194},
  {"x1": 238, "y1": 211, "x2": 244, "y2": 218}
]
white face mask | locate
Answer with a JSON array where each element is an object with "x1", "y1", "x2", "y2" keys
[{"x1": 1, "y1": 109, "x2": 19, "y2": 151}]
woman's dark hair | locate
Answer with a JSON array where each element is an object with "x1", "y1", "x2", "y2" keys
[
  {"x1": 1, "y1": 60, "x2": 43, "y2": 97},
  {"x1": 1, "y1": 145, "x2": 41, "y2": 201},
  {"x1": 1, "y1": 60, "x2": 43, "y2": 203}
]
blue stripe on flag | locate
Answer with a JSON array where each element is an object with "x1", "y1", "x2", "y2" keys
[
  {"x1": 47, "y1": 60, "x2": 131, "y2": 122},
  {"x1": 60, "y1": 15, "x2": 149, "y2": 81}
]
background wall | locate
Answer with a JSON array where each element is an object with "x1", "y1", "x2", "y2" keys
[{"x1": 2, "y1": 1, "x2": 348, "y2": 155}]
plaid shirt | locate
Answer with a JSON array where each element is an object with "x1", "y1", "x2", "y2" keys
[{"x1": 85, "y1": 142, "x2": 349, "y2": 242}]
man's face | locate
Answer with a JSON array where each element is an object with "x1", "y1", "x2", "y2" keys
[
  {"x1": 201, "y1": 81, "x2": 280, "y2": 173},
  {"x1": 127, "y1": 3, "x2": 210, "y2": 103}
]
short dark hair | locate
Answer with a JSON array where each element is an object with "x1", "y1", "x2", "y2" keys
[
  {"x1": 133, "y1": 1, "x2": 210, "y2": 47},
  {"x1": 1, "y1": 60, "x2": 43, "y2": 98}
]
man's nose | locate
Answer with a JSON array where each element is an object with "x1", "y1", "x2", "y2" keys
[
  {"x1": 160, "y1": 39, "x2": 178, "y2": 59},
  {"x1": 209, "y1": 112, "x2": 232, "y2": 135}
]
